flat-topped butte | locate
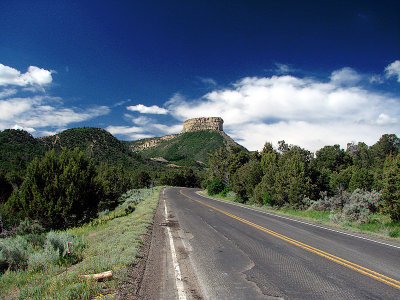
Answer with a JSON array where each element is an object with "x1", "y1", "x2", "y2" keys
[{"x1": 181, "y1": 117, "x2": 223, "y2": 133}]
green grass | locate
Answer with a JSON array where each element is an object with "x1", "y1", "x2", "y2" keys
[
  {"x1": 0, "y1": 187, "x2": 161, "y2": 300},
  {"x1": 201, "y1": 191, "x2": 400, "y2": 241},
  {"x1": 271, "y1": 207, "x2": 331, "y2": 223},
  {"x1": 205, "y1": 191, "x2": 236, "y2": 202}
]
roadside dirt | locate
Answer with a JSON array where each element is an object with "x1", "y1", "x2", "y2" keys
[{"x1": 114, "y1": 202, "x2": 159, "y2": 300}]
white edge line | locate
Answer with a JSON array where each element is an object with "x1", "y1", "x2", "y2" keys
[
  {"x1": 164, "y1": 195, "x2": 187, "y2": 300},
  {"x1": 195, "y1": 191, "x2": 400, "y2": 250}
]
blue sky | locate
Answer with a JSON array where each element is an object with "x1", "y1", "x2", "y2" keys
[{"x1": 0, "y1": 0, "x2": 399, "y2": 152}]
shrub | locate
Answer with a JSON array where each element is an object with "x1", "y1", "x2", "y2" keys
[
  {"x1": 121, "y1": 189, "x2": 151, "y2": 205},
  {"x1": 23, "y1": 233, "x2": 46, "y2": 249},
  {"x1": 44, "y1": 231, "x2": 86, "y2": 264},
  {"x1": 207, "y1": 178, "x2": 225, "y2": 195},
  {"x1": 16, "y1": 218, "x2": 44, "y2": 235},
  {"x1": 221, "y1": 185, "x2": 231, "y2": 197},
  {"x1": 330, "y1": 189, "x2": 381, "y2": 224},
  {"x1": 125, "y1": 205, "x2": 135, "y2": 215},
  {"x1": 263, "y1": 192, "x2": 273, "y2": 206},
  {"x1": 308, "y1": 191, "x2": 342, "y2": 211},
  {"x1": 98, "y1": 209, "x2": 110, "y2": 218},
  {"x1": 0, "y1": 235, "x2": 32, "y2": 272},
  {"x1": 28, "y1": 245, "x2": 59, "y2": 271}
]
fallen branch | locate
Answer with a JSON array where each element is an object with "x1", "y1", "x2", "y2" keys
[{"x1": 79, "y1": 271, "x2": 113, "y2": 281}]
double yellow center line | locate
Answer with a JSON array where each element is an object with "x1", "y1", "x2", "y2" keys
[{"x1": 179, "y1": 189, "x2": 400, "y2": 290}]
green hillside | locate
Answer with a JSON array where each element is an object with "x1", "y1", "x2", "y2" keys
[
  {"x1": 0, "y1": 129, "x2": 45, "y2": 172},
  {"x1": 134, "y1": 130, "x2": 246, "y2": 166},
  {"x1": 39, "y1": 127, "x2": 144, "y2": 166}
]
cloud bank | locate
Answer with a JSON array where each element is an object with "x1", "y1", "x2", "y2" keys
[
  {"x1": 106, "y1": 116, "x2": 182, "y2": 140},
  {"x1": 161, "y1": 65, "x2": 400, "y2": 152}
]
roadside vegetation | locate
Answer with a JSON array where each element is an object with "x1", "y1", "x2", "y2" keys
[
  {"x1": 0, "y1": 187, "x2": 160, "y2": 299},
  {"x1": 204, "y1": 134, "x2": 400, "y2": 240}
]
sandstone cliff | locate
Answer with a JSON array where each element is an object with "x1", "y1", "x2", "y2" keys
[{"x1": 181, "y1": 117, "x2": 223, "y2": 133}]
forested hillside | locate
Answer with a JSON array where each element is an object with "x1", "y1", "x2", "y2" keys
[
  {"x1": 39, "y1": 127, "x2": 144, "y2": 166},
  {"x1": 0, "y1": 129, "x2": 46, "y2": 173}
]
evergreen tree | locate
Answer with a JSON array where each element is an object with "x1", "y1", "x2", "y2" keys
[
  {"x1": 349, "y1": 167, "x2": 373, "y2": 192},
  {"x1": 134, "y1": 170, "x2": 152, "y2": 188},
  {"x1": 227, "y1": 146, "x2": 250, "y2": 179},
  {"x1": 370, "y1": 134, "x2": 400, "y2": 168},
  {"x1": 315, "y1": 145, "x2": 351, "y2": 172},
  {"x1": 231, "y1": 161, "x2": 262, "y2": 203},
  {"x1": 0, "y1": 171, "x2": 13, "y2": 204},
  {"x1": 382, "y1": 153, "x2": 400, "y2": 221},
  {"x1": 207, "y1": 147, "x2": 229, "y2": 184},
  {"x1": 182, "y1": 167, "x2": 200, "y2": 188},
  {"x1": 273, "y1": 146, "x2": 312, "y2": 207},
  {"x1": 254, "y1": 143, "x2": 279, "y2": 206},
  {"x1": 5, "y1": 149, "x2": 100, "y2": 229},
  {"x1": 95, "y1": 163, "x2": 132, "y2": 211},
  {"x1": 346, "y1": 142, "x2": 371, "y2": 168}
]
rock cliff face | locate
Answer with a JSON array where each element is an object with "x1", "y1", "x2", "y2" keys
[
  {"x1": 129, "y1": 134, "x2": 177, "y2": 152},
  {"x1": 181, "y1": 117, "x2": 223, "y2": 133}
]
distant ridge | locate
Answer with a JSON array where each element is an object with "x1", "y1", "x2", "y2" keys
[{"x1": 0, "y1": 118, "x2": 247, "y2": 171}]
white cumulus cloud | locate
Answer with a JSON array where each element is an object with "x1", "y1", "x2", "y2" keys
[
  {"x1": 0, "y1": 97, "x2": 35, "y2": 120},
  {"x1": 105, "y1": 125, "x2": 144, "y2": 135},
  {"x1": 11, "y1": 124, "x2": 36, "y2": 133},
  {"x1": 105, "y1": 125, "x2": 155, "y2": 140},
  {"x1": 0, "y1": 64, "x2": 53, "y2": 86},
  {"x1": 330, "y1": 67, "x2": 362, "y2": 85},
  {"x1": 151, "y1": 123, "x2": 182, "y2": 135},
  {"x1": 127, "y1": 104, "x2": 168, "y2": 114},
  {"x1": 385, "y1": 60, "x2": 400, "y2": 82}
]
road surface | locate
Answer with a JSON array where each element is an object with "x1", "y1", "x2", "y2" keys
[{"x1": 142, "y1": 187, "x2": 400, "y2": 299}]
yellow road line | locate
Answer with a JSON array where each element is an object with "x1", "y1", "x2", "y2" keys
[{"x1": 179, "y1": 189, "x2": 400, "y2": 290}]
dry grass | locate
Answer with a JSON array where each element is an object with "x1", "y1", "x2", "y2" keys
[{"x1": 0, "y1": 187, "x2": 161, "y2": 300}]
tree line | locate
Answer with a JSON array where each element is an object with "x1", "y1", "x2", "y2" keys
[{"x1": 204, "y1": 134, "x2": 400, "y2": 222}]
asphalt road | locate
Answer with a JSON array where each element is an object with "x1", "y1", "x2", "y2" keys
[{"x1": 163, "y1": 187, "x2": 400, "y2": 300}]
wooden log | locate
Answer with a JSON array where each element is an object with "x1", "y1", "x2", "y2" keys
[{"x1": 79, "y1": 271, "x2": 113, "y2": 281}]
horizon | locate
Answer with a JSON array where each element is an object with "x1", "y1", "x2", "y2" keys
[
  {"x1": 0, "y1": 1, "x2": 399, "y2": 152},
  {"x1": 2, "y1": 119, "x2": 396, "y2": 156}
]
